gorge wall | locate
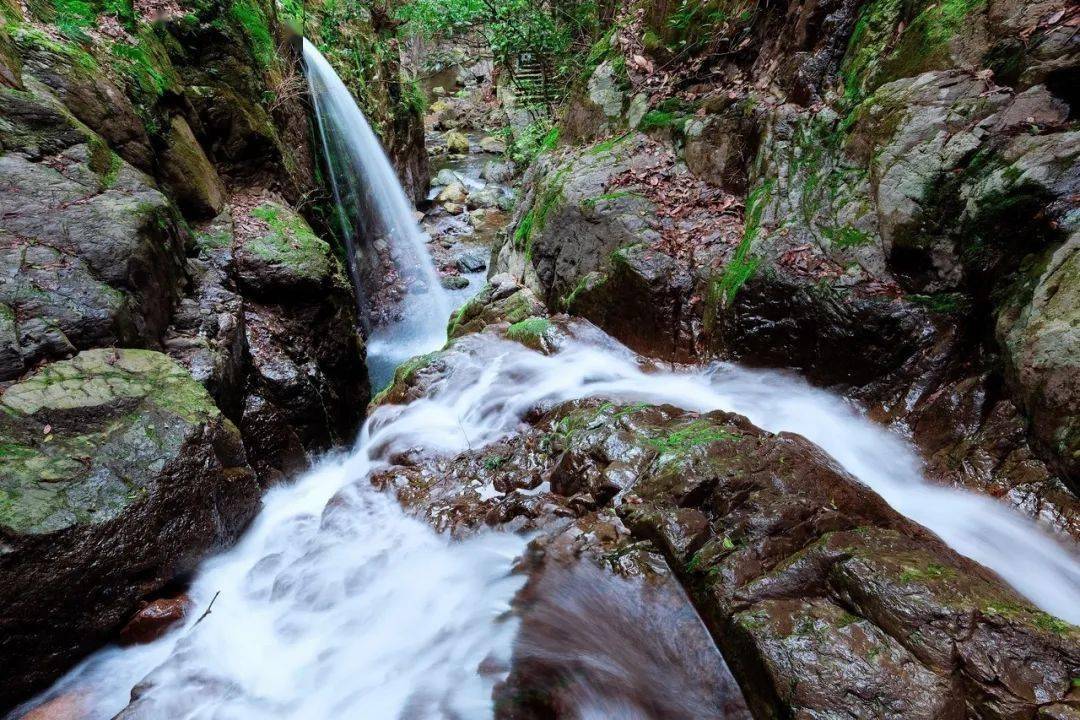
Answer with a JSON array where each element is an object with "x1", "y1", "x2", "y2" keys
[{"x1": 0, "y1": 0, "x2": 422, "y2": 706}]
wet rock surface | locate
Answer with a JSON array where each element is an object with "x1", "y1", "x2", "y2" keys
[
  {"x1": 371, "y1": 306, "x2": 1079, "y2": 719},
  {"x1": 0, "y1": 349, "x2": 260, "y2": 707}
]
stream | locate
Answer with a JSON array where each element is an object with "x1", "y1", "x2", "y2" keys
[{"x1": 13, "y1": 37, "x2": 1080, "y2": 720}]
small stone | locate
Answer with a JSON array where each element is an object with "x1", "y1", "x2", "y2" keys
[
  {"x1": 456, "y1": 248, "x2": 487, "y2": 273},
  {"x1": 441, "y1": 275, "x2": 470, "y2": 290},
  {"x1": 442, "y1": 202, "x2": 464, "y2": 214},
  {"x1": 119, "y1": 595, "x2": 194, "y2": 645}
]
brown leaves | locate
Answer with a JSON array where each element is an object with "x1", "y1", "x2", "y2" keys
[{"x1": 605, "y1": 139, "x2": 743, "y2": 263}]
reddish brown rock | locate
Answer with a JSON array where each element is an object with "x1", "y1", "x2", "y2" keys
[{"x1": 119, "y1": 595, "x2": 193, "y2": 646}]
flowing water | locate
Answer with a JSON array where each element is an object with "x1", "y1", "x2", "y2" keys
[
  {"x1": 20, "y1": 329, "x2": 1080, "y2": 719},
  {"x1": 304, "y1": 39, "x2": 450, "y2": 389},
  {"x1": 14, "y1": 38, "x2": 1080, "y2": 720}
]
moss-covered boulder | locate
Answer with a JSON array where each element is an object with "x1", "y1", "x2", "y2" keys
[
  {"x1": 0, "y1": 349, "x2": 260, "y2": 707},
  {"x1": 234, "y1": 200, "x2": 346, "y2": 298},
  {"x1": 447, "y1": 273, "x2": 547, "y2": 340},
  {"x1": 158, "y1": 115, "x2": 226, "y2": 219}
]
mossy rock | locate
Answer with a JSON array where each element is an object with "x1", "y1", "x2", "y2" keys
[
  {"x1": 0, "y1": 348, "x2": 225, "y2": 535},
  {"x1": 234, "y1": 200, "x2": 346, "y2": 297},
  {"x1": 0, "y1": 348, "x2": 259, "y2": 707}
]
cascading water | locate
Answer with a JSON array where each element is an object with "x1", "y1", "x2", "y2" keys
[
  {"x1": 303, "y1": 39, "x2": 450, "y2": 389},
  {"x1": 18, "y1": 329, "x2": 1080, "y2": 719}
]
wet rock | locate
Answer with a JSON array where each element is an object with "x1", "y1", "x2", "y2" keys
[
  {"x1": 436, "y1": 182, "x2": 468, "y2": 204},
  {"x1": 432, "y1": 168, "x2": 462, "y2": 187},
  {"x1": 16, "y1": 691, "x2": 87, "y2": 720},
  {"x1": 683, "y1": 100, "x2": 759, "y2": 195},
  {"x1": 234, "y1": 201, "x2": 346, "y2": 298},
  {"x1": 0, "y1": 82, "x2": 188, "y2": 377},
  {"x1": 478, "y1": 135, "x2": 506, "y2": 154},
  {"x1": 0, "y1": 349, "x2": 260, "y2": 706},
  {"x1": 11, "y1": 29, "x2": 154, "y2": 171},
  {"x1": 567, "y1": 244, "x2": 697, "y2": 361},
  {"x1": 119, "y1": 595, "x2": 193, "y2": 646},
  {"x1": 445, "y1": 129, "x2": 470, "y2": 154},
  {"x1": 467, "y1": 186, "x2": 501, "y2": 210},
  {"x1": 441, "y1": 274, "x2": 470, "y2": 290},
  {"x1": 158, "y1": 115, "x2": 226, "y2": 220},
  {"x1": 447, "y1": 274, "x2": 548, "y2": 340},
  {"x1": 455, "y1": 248, "x2": 487, "y2": 273},
  {"x1": 482, "y1": 159, "x2": 515, "y2": 183}
]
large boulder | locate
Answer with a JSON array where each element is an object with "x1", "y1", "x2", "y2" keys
[{"x1": 0, "y1": 349, "x2": 260, "y2": 707}]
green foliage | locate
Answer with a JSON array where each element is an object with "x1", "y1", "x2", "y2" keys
[
  {"x1": 908, "y1": 292, "x2": 969, "y2": 314},
  {"x1": 822, "y1": 224, "x2": 871, "y2": 249},
  {"x1": 662, "y1": 0, "x2": 761, "y2": 56},
  {"x1": 398, "y1": 0, "x2": 601, "y2": 107},
  {"x1": 638, "y1": 109, "x2": 685, "y2": 132},
  {"x1": 506, "y1": 316, "x2": 552, "y2": 344},
  {"x1": 581, "y1": 190, "x2": 641, "y2": 210},
  {"x1": 708, "y1": 178, "x2": 772, "y2": 312},
  {"x1": 647, "y1": 420, "x2": 738, "y2": 453},
  {"x1": 399, "y1": 77, "x2": 429, "y2": 117},
  {"x1": 110, "y1": 39, "x2": 169, "y2": 98},
  {"x1": 482, "y1": 454, "x2": 507, "y2": 470},
  {"x1": 505, "y1": 118, "x2": 559, "y2": 166},
  {"x1": 229, "y1": 0, "x2": 274, "y2": 68}
]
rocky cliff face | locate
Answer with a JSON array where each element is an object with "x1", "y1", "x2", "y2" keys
[
  {"x1": 493, "y1": 0, "x2": 1079, "y2": 539},
  {"x1": 0, "y1": 0, "x2": 408, "y2": 706}
]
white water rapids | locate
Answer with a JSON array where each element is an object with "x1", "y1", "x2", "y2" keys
[
  {"x1": 18, "y1": 329, "x2": 1080, "y2": 719},
  {"x1": 304, "y1": 39, "x2": 450, "y2": 389}
]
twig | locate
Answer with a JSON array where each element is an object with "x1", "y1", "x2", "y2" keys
[
  {"x1": 456, "y1": 416, "x2": 473, "y2": 450},
  {"x1": 194, "y1": 591, "x2": 221, "y2": 626}
]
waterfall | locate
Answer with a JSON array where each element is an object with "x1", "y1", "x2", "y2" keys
[{"x1": 302, "y1": 39, "x2": 450, "y2": 389}]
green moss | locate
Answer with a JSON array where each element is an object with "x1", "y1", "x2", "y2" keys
[
  {"x1": 646, "y1": 420, "x2": 738, "y2": 453},
  {"x1": 561, "y1": 271, "x2": 605, "y2": 310},
  {"x1": 229, "y1": 0, "x2": 275, "y2": 68},
  {"x1": 587, "y1": 132, "x2": 630, "y2": 156},
  {"x1": 840, "y1": 0, "x2": 902, "y2": 103},
  {"x1": 10, "y1": 24, "x2": 97, "y2": 70},
  {"x1": 248, "y1": 202, "x2": 334, "y2": 280},
  {"x1": 822, "y1": 224, "x2": 872, "y2": 249},
  {"x1": 898, "y1": 562, "x2": 954, "y2": 583},
  {"x1": 49, "y1": 0, "x2": 95, "y2": 39},
  {"x1": 581, "y1": 190, "x2": 641, "y2": 209},
  {"x1": 1032, "y1": 612, "x2": 1074, "y2": 637},
  {"x1": 109, "y1": 39, "x2": 169, "y2": 98},
  {"x1": 505, "y1": 316, "x2": 552, "y2": 345},
  {"x1": 513, "y1": 167, "x2": 568, "y2": 258},
  {"x1": 638, "y1": 109, "x2": 685, "y2": 132}
]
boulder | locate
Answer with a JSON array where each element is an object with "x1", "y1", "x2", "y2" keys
[
  {"x1": 0, "y1": 349, "x2": 260, "y2": 707},
  {"x1": 0, "y1": 82, "x2": 188, "y2": 378},
  {"x1": 445, "y1": 129, "x2": 470, "y2": 154},
  {"x1": 234, "y1": 201, "x2": 347, "y2": 298},
  {"x1": 447, "y1": 274, "x2": 547, "y2": 340},
  {"x1": 437, "y1": 182, "x2": 468, "y2": 204},
  {"x1": 158, "y1": 115, "x2": 226, "y2": 220},
  {"x1": 478, "y1": 135, "x2": 506, "y2": 154}
]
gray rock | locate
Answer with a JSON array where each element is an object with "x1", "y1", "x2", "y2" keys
[{"x1": 456, "y1": 248, "x2": 488, "y2": 273}]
